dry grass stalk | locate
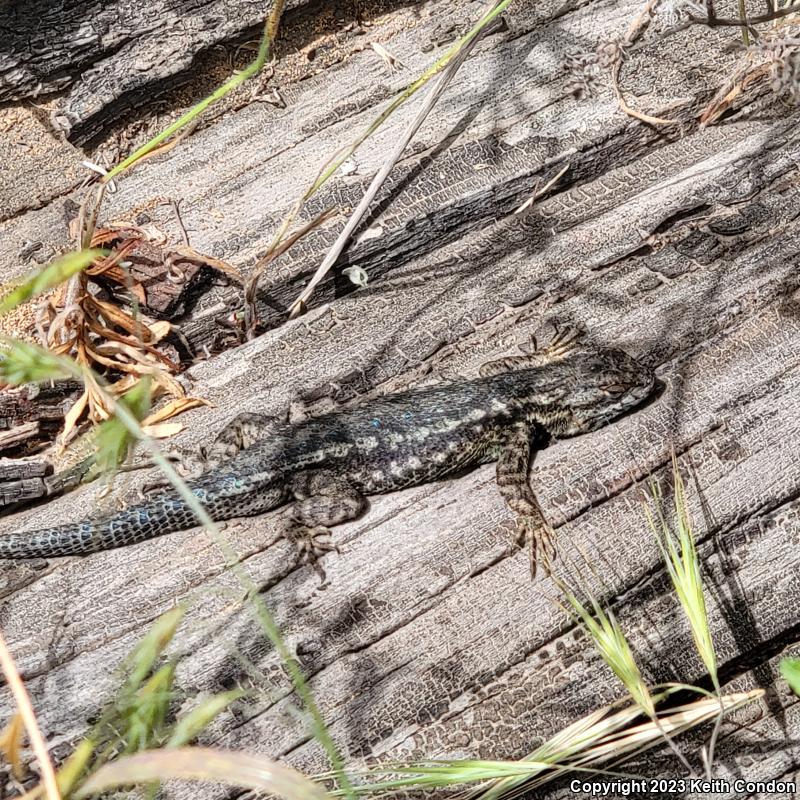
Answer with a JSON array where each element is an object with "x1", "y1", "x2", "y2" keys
[{"x1": 0, "y1": 632, "x2": 61, "y2": 800}]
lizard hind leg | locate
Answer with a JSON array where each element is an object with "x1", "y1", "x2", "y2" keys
[
  {"x1": 139, "y1": 412, "x2": 288, "y2": 500},
  {"x1": 202, "y1": 412, "x2": 288, "y2": 471},
  {"x1": 281, "y1": 470, "x2": 368, "y2": 580}
]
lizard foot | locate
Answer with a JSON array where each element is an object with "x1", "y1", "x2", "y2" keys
[
  {"x1": 528, "y1": 322, "x2": 583, "y2": 361},
  {"x1": 287, "y1": 523, "x2": 341, "y2": 582},
  {"x1": 515, "y1": 514, "x2": 557, "y2": 578}
]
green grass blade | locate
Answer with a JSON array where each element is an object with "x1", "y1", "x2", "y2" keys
[
  {"x1": 56, "y1": 738, "x2": 95, "y2": 795},
  {"x1": 0, "y1": 249, "x2": 105, "y2": 315},
  {"x1": 104, "y1": 3, "x2": 285, "y2": 180},
  {"x1": 123, "y1": 607, "x2": 185, "y2": 692},
  {"x1": 646, "y1": 461, "x2": 718, "y2": 690},
  {"x1": 124, "y1": 662, "x2": 176, "y2": 753},
  {"x1": 94, "y1": 376, "x2": 153, "y2": 473},
  {"x1": 0, "y1": 339, "x2": 76, "y2": 385},
  {"x1": 780, "y1": 658, "x2": 800, "y2": 696},
  {"x1": 556, "y1": 582, "x2": 655, "y2": 720},
  {"x1": 166, "y1": 690, "x2": 245, "y2": 748}
]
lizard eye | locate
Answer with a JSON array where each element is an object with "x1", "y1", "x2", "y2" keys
[{"x1": 602, "y1": 383, "x2": 627, "y2": 395}]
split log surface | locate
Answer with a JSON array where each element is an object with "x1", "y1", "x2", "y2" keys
[
  {"x1": 1, "y1": 1, "x2": 800, "y2": 798},
  {"x1": 0, "y1": 0, "x2": 310, "y2": 142}
]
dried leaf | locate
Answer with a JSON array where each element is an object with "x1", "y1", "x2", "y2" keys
[
  {"x1": 84, "y1": 251, "x2": 147, "y2": 303},
  {"x1": 80, "y1": 306, "x2": 178, "y2": 369},
  {"x1": 170, "y1": 245, "x2": 244, "y2": 282},
  {"x1": 108, "y1": 374, "x2": 140, "y2": 394},
  {"x1": 149, "y1": 369, "x2": 186, "y2": 399},
  {"x1": 142, "y1": 397, "x2": 211, "y2": 426},
  {"x1": 141, "y1": 422, "x2": 184, "y2": 438},
  {"x1": 94, "y1": 418, "x2": 133, "y2": 475},
  {"x1": 89, "y1": 350, "x2": 184, "y2": 399},
  {"x1": 85, "y1": 296, "x2": 154, "y2": 341},
  {"x1": 92, "y1": 341, "x2": 178, "y2": 374},
  {"x1": 86, "y1": 238, "x2": 140, "y2": 277},
  {"x1": 51, "y1": 339, "x2": 77, "y2": 356},
  {"x1": 86, "y1": 379, "x2": 114, "y2": 422},
  {"x1": 89, "y1": 228, "x2": 126, "y2": 246},
  {"x1": 59, "y1": 387, "x2": 89, "y2": 447},
  {"x1": 75, "y1": 747, "x2": 329, "y2": 800},
  {"x1": 372, "y1": 41, "x2": 405, "y2": 72},
  {"x1": 148, "y1": 321, "x2": 172, "y2": 342},
  {"x1": 82, "y1": 343, "x2": 141, "y2": 373}
]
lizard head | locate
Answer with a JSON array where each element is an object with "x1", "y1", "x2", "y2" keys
[{"x1": 550, "y1": 349, "x2": 656, "y2": 437}]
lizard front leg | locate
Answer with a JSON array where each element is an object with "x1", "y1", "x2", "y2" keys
[
  {"x1": 495, "y1": 423, "x2": 556, "y2": 577},
  {"x1": 280, "y1": 470, "x2": 368, "y2": 580}
]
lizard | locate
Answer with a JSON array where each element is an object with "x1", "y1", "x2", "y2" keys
[{"x1": 0, "y1": 329, "x2": 656, "y2": 574}]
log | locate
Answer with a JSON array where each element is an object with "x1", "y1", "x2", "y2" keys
[
  {"x1": 0, "y1": 383, "x2": 82, "y2": 436},
  {"x1": 1, "y1": 0, "x2": 800, "y2": 797},
  {"x1": 0, "y1": 423, "x2": 40, "y2": 453},
  {"x1": 0, "y1": 0, "x2": 310, "y2": 143},
  {"x1": 0, "y1": 458, "x2": 49, "y2": 509}
]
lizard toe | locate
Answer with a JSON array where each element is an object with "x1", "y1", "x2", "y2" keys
[
  {"x1": 515, "y1": 514, "x2": 557, "y2": 579},
  {"x1": 283, "y1": 521, "x2": 340, "y2": 582}
]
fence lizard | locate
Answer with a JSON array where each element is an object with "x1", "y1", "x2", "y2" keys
[{"x1": 0, "y1": 330, "x2": 655, "y2": 575}]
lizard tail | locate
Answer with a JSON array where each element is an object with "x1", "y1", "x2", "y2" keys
[
  {"x1": 0, "y1": 494, "x2": 203, "y2": 558},
  {"x1": 1, "y1": 467, "x2": 287, "y2": 559}
]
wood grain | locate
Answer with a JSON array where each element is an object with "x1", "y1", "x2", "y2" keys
[{"x1": 1, "y1": 0, "x2": 799, "y2": 797}]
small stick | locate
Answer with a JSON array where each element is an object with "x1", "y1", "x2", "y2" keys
[
  {"x1": 244, "y1": 208, "x2": 338, "y2": 330},
  {"x1": 613, "y1": 0, "x2": 675, "y2": 126},
  {"x1": 170, "y1": 198, "x2": 190, "y2": 246}
]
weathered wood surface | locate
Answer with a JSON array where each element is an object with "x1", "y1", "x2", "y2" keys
[
  {"x1": 0, "y1": 460, "x2": 49, "y2": 509},
  {"x1": 0, "y1": 384, "x2": 83, "y2": 465},
  {"x1": 0, "y1": 0, "x2": 312, "y2": 142},
  {"x1": 2, "y1": 0, "x2": 800, "y2": 797}
]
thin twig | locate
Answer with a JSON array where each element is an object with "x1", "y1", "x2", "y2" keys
[
  {"x1": 704, "y1": 694, "x2": 726, "y2": 779},
  {"x1": 244, "y1": 208, "x2": 338, "y2": 324},
  {"x1": 690, "y1": 2, "x2": 799, "y2": 27},
  {"x1": 738, "y1": 0, "x2": 752, "y2": 44},
  {"x1": 287, "y1": 2, "x2": 505, "y2": 318},
  {"x1": 239, "y1": 0, "x2": 512, "y2": 328},
  {"x1": 613, "y1": 0, "x2": 676, "y2": 126},
  {"x1": 170, "y1": 199, "x2": 190, "y2": 247},
  {"x1": 514, "y1": 163, "x2": 570, "y2": 213},
  {"x1": 0, "y1": 631, "x2": 61, "y2": 800},
  {"x1": 657, "y1": 1, "x2": 799, "y2": 42},
  {"x1": 612, "y1": 64, "x2": 676, "y2": 125}
]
